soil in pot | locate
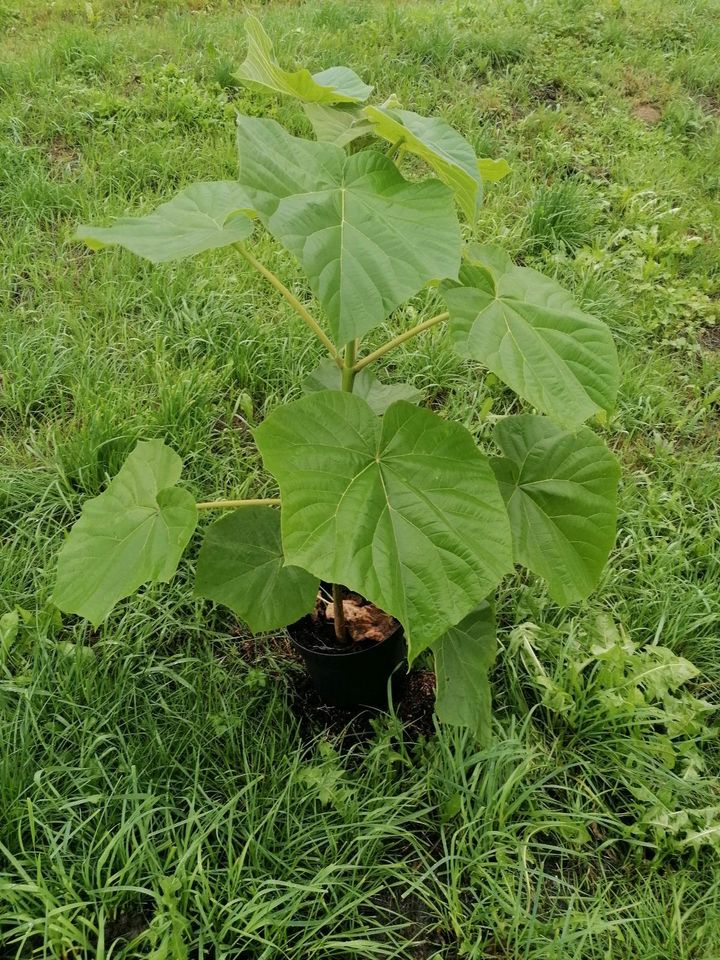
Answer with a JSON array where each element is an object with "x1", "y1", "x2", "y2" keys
[{"x1": 288, "y1": 588, "x2": 408, "y2": 710}]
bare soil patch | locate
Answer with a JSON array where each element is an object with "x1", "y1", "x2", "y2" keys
[
  {"x1": 696, "y1": 94, "x2": 720, "y2": 117},
  {"x1": 632, "y1": 103, "x2": 662, "y2": 124},
  {"x1": 699, "y1": 325, "x2": 720, "y2": 351}
]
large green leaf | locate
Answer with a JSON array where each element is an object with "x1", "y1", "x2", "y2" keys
[
  {"x1": 52, "y1": 441, "x2": 197, "y2": 626},
  {"x1": 255, "y1": 392, "x2": 512, "y2": 657},
  {"x1": 236, "y1": 117, "x2": 461, "y2": 345},
  {"x1": 236, "y1": 16, "x2": 371, "y2": 104},
  {"x1": 303, "y1": 102, "x2": 374, "y2": 146},
  {"x1": 75, "y1": 182, "x2": 254, "y2": 263},
  {"x1": 364, "y1": 105, "x2": 483, "y2": 220},
  {"x1": 491, "y1": 415, "x2": 619, "y2": 605},
  {"x1": 194, "y1": 507, "x2": 318, "y2": 633},
  {"x1": 302, "y1": 358, "x2": 422, "y2": 415},
  {"x1": 442, "y1": 244, "x2": 618, "y2": 428},
  {"x1": 433, "y1": 601, "x2": 496, "y2": 743},
  {"x1": 236, "y1": 117, "x2": 336, "y2": 218}
]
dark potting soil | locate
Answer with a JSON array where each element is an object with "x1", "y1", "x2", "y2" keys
[{"x1": 289, "y1": 589, "x2": 399, "y2": 654}]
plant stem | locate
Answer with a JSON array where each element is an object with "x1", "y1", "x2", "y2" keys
[
  {"x1": 331, "y1": 582, "x2": 348, "y2": 645},
  {"x1": 353, "y1": 311, "x2": 449, "y2": 372},
  {"x1": 330, "y1": 338, "x2": 359, "y2": 645},
  {"x1": 234, "y1": 243, "x2": 342, "y2": 368},
  {"x1": 196, "y1": 497, "x2": 281, "y2": 511},
  {"x1": 341, "y1": 338, "x2": 357, "y2": 392}
]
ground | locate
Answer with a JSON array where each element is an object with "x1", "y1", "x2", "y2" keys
[{"x1": 2, "y1": 0, "x2": 720, "y2": 957}]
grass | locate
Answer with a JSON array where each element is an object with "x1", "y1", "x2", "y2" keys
[{"x1": 2, "y1": 0, "x2": 720, "y2": 956}]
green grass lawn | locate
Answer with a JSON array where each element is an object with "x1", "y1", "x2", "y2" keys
[{"x1": 2, "y1": 0, "x2": 720, "y2": 956}]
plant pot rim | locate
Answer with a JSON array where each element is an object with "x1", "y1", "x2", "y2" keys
[{"x1": 289, "y1": 620, "x2": 404, "y2": 659}]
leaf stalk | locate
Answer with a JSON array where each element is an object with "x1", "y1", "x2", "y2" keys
[
  {"x1": 386, "y1": 136, "x2": 405, "y2": 160},
  {"x1": 196, "y1": 497, "x2": 281, "y2": 511},
  {"x1": 353, "y1": 311, "x2": 449, "y2": 372},
  {"x1": 234, "y1": 243, "x2": 342, "y2": 368}
]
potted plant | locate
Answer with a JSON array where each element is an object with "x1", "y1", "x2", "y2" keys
[{"x1": 52, "y1": 18, "x2": 620, "y2": 738}]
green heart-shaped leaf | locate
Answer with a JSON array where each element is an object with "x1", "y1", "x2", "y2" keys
[
  {"x1": 433, "y1": 601, "x2": 496, "y2": 743},
  {"x1": 303, "y1": 102, "x2": 375, "y2": 146},
  {"x1": 302, "y1": 358, "x2": 422, "y2": 415},
  {"x1": 195, "y1": 507, "x2": 318, "y2": 633},
  {"x1": 255, "y1": 392, "x2": 512, "y2": 657},
  {"x1": 443, "y1": 244, "x2": 618, "y2": 427},
  {"x1": 52, "y1": 441, "x2": 197, "y2": 626},
  {"x1": 75, "y1": 182, "x2": 254, "y2": 263},
  {"x1": 236, "y1": 117, "x2": 461, "y2": 345},
  {"x1": 364, "y1": 105, "x2": 483, "y2": 220},
  {"x1": 237, "y1": 16, "x2": 371, "y2": 104},
  {"x1": 491, "y1": 415, "x2": 619, "y2": 605},
  {"x1": 237, "y1": 117, "x2": 337, "y2": 219},
  {"x1": 477, "y1": 157, "x2": 511, "y2": 183}
]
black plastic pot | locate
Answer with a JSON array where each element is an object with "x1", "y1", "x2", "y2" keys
[{"x1": 289, "y1": 622, "x2": 407, "y2": 709}]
